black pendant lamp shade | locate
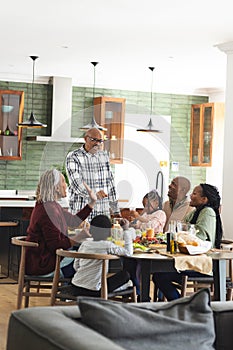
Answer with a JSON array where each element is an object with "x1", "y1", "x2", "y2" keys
[
  {"x1": 137, "y1": 117, "x2": 162, "y2": 132},
  {"x1": 80, "y1": 62, "x2": 107, "y2": 131},
  {"x1": 137, "y1": 67, "x2": 162, "y2": 133},
  {"x1": 80, "y1": 115, "x2": 107, "y2": 130},
  {"x1": 17, "y1": 56, "x2": 47, "y2": 128}
]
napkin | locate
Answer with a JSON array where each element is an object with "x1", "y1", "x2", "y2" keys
[
  {"x1": 174, "y1": 254, "x2": 212, "y2": 275},
  {"x1": 185, "y1": 241, "x2": 212, "y2": 255},
  {"x1": 159, "y1": 251, "x2": 213, "y2": 275}
]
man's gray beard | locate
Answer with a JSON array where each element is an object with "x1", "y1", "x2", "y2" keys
[{"x1": 89, "y1": 146, "x2": 100, "y2": 154}]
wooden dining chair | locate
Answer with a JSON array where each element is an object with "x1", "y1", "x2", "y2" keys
[
  {"x1": 153, "y1": 275, "x2": 188, "y2": 302},
  {"x1": 180, "y1": 240, "x2": 233, "y2": 299},
  {"x1": 51, "y1": 249, "x2": 137, "y2": 306},
  {"x1": 180, "y1": 275, "x2": 214, "y2": 297},
  {"x1": 11, "y1": 236, "x2": 70, "y2": 309}
]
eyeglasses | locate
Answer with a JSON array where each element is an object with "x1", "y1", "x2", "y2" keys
[{"x1": 87, "y1": 136, "x2": 104, "y2": 143}]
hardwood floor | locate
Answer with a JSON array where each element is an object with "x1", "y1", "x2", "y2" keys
[{"x1": 0, "y1": 279, "x2": 50, "y2": 350}]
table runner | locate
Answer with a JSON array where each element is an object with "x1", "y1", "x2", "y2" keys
[{"x1": 159, "y1": 251, "x2": 212, "y2": 275}]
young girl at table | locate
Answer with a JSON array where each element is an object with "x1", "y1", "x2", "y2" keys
[
  {"x1": 130, "y1": 189, "x2": 166, "y2": 234},
  {"x1": 152, "y1": 183, "x2": 223, "y2": 301}
]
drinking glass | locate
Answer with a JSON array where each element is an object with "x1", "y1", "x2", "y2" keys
[{"x1": 145, "y1": 222, "x2": 154, "y2": 238}]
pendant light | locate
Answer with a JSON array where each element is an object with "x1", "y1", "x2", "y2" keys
[
  {"x1": 137, "y1": 67, "x2": 162, "y2": 133},
  {"x1": 17, "y1": 56, "x2": 47, "y2": 128},
  {"x1": 80, "y1": 62, "x2": 107, "y2": 131}
]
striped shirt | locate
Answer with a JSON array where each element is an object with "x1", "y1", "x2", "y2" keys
[
  {"x1": 72, "y1": 240, "x2": 131, "y2": 291},
  {"x1": 66, "y1": 146, "x2": 120, "y2": 221}
]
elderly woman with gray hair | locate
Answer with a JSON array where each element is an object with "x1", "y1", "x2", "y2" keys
[
  {"x1": 132, "y1": 189, "x2": 166, "y2": 234},
  {"x1": 25, "y1": 169, "x2": 97, "y2": 278}
]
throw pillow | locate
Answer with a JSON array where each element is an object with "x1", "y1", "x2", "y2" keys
[{"x1": 78, "y1": 288, "x2": 215, "y2": 350}]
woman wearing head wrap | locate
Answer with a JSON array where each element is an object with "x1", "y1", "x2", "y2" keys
[
  {"x1": 25, "y1": 169, "x2": 97, "y2": 277},
  {"x1": 153, "y1": 183, "x2": 223, "y2": 301}
]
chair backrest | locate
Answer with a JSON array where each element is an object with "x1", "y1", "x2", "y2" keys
[
  {"x1": 11, "y1": 236, "x2": 38, "y2": 283},
  {"x1": 51, "y1": 249, "x2": 120, "y2": 305},
  {"x1": 11, "y1": 235, "x2": 38, "y2": 248},
  {"x1": 11, "y1": 236, "x2": 73, "y2": 309}
]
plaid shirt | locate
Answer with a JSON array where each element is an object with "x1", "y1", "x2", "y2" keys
[{"x1": 66, "y1": 146, "x2": 120, "y2": 221}]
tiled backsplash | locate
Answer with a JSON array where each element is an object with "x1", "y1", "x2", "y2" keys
[{"x1": 0, "y1": 81, "x2": 208, "y2": 191}]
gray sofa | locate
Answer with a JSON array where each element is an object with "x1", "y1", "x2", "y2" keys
[{"x1": 6, "y1": 294, "x2": 233, "y2": 350}]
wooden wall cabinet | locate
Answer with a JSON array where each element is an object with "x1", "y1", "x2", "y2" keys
[
  {"x1": 190, "y1": 102, "x2": 224, "y2": 167},
  {"x1": 94, "y1": 96, "x2": 125, "y2": 164},
  {"x1": 0, "y1": 90, "x2": 24, "y2": 160}
]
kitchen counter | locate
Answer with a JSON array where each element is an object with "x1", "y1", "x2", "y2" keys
[
  {"x1": 0, "y1": 200, "x2": 36, "y2": 207},
  {"x1": 0, "y1": 190, "x2": 35, "y2": 199},
  {"x1": 0, "y1": 197, "x2": 69, "y2": 208}
]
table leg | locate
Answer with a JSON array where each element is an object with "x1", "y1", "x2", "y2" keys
[
  {"x1": 213, "y1": 259, "x2": 226, "y2": 301},
  {"x1": 140, "y1": 260, "x2": 151, "y2": 302}
]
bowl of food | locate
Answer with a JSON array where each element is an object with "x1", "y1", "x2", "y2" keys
[
  {"x1": 177, "y1": 234, "x2": 199, "y2": 254},
  {"x1": 178, "y1": 239, "x2": 211, "y2": 255}
]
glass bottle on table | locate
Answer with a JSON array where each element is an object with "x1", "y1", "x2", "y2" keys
[
  {"x1": 189, "y1": 224, "x2": 196, "y2": 236},
  {"x1": 166, "y1": 224, "x2": 171, "y2": 252},
  {"x1": 112, "y1": 221, "x2": 124, "y2": 245},
  {"x1": 176, "y1": 220, "x2": 182, "y2": 233},
  {"x1": 170, "y1": 220, "x2": 177, "y2": 254}
]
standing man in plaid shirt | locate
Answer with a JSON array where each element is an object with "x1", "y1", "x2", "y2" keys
[{"x1": 66, "y1": 128, "x2": 121, "y2": 221}]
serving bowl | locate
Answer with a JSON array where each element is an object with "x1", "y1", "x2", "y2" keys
[{"x1": 178, "y1": 244, "x2": 189, "y2": 254}]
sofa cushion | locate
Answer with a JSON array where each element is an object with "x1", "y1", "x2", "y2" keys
[
  {"x1": 78, "y1": 288, "x2": 215, "y2": 350},
  {"x1": 7, "y1": 306, "x2": 125, "y2": 350},
  {"x1": 211, "y1": 301, "x2": 233, "y2": 350}
]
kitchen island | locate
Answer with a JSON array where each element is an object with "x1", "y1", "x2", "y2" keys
[
  {"x1": 0, "y1": 195, "x2": 71, "y2": 279},
  {"x1": 0, "y1": 198, "x2": 35, "y2": 279}
]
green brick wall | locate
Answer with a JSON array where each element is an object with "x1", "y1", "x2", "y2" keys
[{"x1": 0, "y1": 81, "x2": 208, "y2": 191}]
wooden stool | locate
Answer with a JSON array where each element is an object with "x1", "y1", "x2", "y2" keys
[{"x1": 0, "y1": 221, "x2": 19, "y2": 279}]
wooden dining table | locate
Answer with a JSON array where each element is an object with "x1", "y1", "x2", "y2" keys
[{"x1": 123, "y1": 249, "x2": 233, "y2": 302}]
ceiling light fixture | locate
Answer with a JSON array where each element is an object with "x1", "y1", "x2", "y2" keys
[
  {"x1": 17, "y1": 56, "x2": 47, "y2": 128},
  {"x1": 137, "y1": 67, "x2": 162, "y2": 133},
  {"x1": 80, "y1": 62, "x2": 107, "y2": 131}
]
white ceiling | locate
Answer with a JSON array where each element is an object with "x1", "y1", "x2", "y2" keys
[{"x1": 0, "y1": 0, "x2": 232, "y2": 96}]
